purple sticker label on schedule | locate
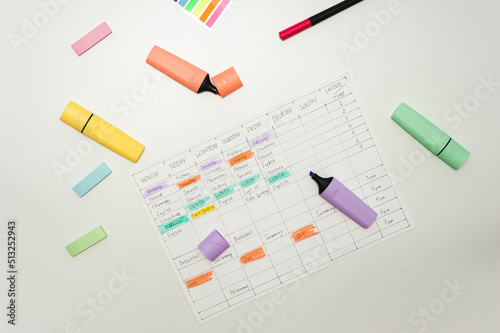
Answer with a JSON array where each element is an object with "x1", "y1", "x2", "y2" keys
[
  {"x1": 143, "y1": 180, "x2": 169, "y2": 197},
  {"x1": 249, "y1": 131, "x2": 275, "y2": 147},
  {"x1": 199, "y1": 156, "x2": 223, "y2": 172}
]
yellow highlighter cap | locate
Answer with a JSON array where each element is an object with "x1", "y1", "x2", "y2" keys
[{"x1": 60, "y1": 101, "x2": 92, "y2": 132}]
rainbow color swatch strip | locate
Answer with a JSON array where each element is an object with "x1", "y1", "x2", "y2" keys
[{"x1": 172, "y1": 0, "x2": 233, "y2": 30}]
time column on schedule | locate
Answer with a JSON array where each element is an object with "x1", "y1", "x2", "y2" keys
[
  {"x1": 360, "y1": 166, "x2": 410, "y2": 238},
  {"x1": 326, "y1": 88, "x2": 384, "y2": 249}
]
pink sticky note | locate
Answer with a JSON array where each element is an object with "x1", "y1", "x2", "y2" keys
[{"x1": 71, "y1": 22, "x2": 112, "y2": 56}]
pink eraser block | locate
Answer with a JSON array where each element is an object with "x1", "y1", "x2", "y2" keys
[{"x1": 71, "y1": 22, "x2": 112, "y2": 56}]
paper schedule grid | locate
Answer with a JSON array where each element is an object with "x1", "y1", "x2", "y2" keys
[{"x1": 129, "y1": 74, "x2": 413, "y2": 323}]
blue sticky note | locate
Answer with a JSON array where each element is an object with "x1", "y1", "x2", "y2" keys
[{"x1": 72, "y1": 163, "x2": 112, "y2": 197}]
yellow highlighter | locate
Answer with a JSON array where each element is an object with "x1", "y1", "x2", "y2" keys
[{"x1": 60, "y1": 101, "x2": 145, "y2": 162}]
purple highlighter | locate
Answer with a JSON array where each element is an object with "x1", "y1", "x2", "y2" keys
[{"x1": 309, "y1": 171, "x2": 377, "y2": 229}]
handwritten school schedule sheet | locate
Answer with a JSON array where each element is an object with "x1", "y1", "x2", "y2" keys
[{"x1": 129, "y1": 74, "x2": 413, "y2": 323}]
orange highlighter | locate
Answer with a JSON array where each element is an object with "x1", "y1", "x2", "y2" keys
[{"x1": 146, "y1": 45, "x2": 242, "y2": 98}]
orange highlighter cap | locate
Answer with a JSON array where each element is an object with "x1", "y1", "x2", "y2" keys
[
  {"x1": 146, "y1": 45, "x2": 208, "y2": 93},
  {"x1": 212, "y1": 67, "x2": 243, "y2": 98}
]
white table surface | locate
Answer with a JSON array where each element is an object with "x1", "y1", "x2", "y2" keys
[{"x1": 1, "y1": 0, "x2": 499, "y2": 332}]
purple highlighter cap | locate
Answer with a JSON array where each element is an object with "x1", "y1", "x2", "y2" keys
[{"x1": 198, "y1": 230, "x2": 230, "y2": 261}]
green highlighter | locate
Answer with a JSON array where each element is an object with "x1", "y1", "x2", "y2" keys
[{"x1": 391, "y1": 103, "x2": 470, "y2": 170}]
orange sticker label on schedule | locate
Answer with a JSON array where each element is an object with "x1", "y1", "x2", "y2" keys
[
  {"x1": 228, "y1": 150, "x2": 254, "y2": 167},
  {"x1": 185, "y1": 271, "x2": 213, "y2": 289},
  {"x1": 240, "y1": 247, "x2": 266, "y2": 265},
  {"x1": 291, "y1": 224, "x2": 318, "y2": 243},
  {"x1": 177, "y1": 175, "x2": 201, "y2": 189}
]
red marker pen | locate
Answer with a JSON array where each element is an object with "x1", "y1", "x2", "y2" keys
[{"x1": 279, "y1": 0, "x2": 364, "y2": 40}]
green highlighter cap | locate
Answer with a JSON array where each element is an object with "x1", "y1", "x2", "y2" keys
[{"x1": 391, "y1": 103, "x2": 470, "y2": 170}]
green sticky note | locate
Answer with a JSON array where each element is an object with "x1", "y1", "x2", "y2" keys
[{"x1": 66, "y1": 226, "x2": 107, "y2": 257}]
